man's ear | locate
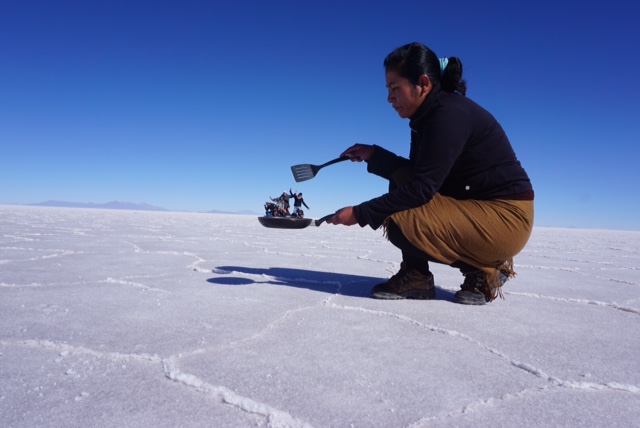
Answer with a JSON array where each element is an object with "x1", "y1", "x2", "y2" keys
[{"x1": 418, "y1": 74, "x2": 432, "y2": 96}]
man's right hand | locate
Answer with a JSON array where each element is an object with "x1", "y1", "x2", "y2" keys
[{"x1": 340, "y1": 144, "x2": 375, "y2": 162}]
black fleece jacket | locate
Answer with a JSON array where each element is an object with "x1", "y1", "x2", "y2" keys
[{"x1": 356, "y1": 86, "x2": 533, "y2": 230}]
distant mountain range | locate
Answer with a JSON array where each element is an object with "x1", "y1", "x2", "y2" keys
[{"x1": 26, "y1": 200, "x2": 257, "y2": 215}]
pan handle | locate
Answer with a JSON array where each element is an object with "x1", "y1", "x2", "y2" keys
[{"x1": 314, "y1": 214, "x2": 334, "y2": 226}]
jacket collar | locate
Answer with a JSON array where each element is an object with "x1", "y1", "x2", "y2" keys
[{"x1": 409, "y1": 85, "x2": 442, "y2": 131}]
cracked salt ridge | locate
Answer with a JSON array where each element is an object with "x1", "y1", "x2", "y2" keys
[
  {"x1": 15, "y1": 339, "x2": 162, "y2": 363},
  {"x1": 10, "y1": 339, "x2": 311, "y2": 427},
  {"x1": 325, "y1": 301, "x2": 640, "y2": 395},
  {"x1": 127, "y1": 241, "x2": 209, "y2": 272},
  {"x1": 408, "y1": 382, "x2": 621, "y2": 427},
  {"x1": 163, "y1": 358, "x2": 312, "y2": 428},
  {"x1": 0, "y1": 282, "x2": 44, "y2": 288},
  {"x1": 102, "y1": 278, "x2": 172, "y2": 294},
  {"x1": 0, "y1": 248, "x2": 79, "y2": 263},
  {"x1": 517, "y1": 263, "x2": 640, "y2": 287},
  {"x1": 506, "y1": 291, "x2": 640, "y2": 315}
]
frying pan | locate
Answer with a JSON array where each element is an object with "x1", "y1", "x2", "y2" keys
[{"x1": 257, "y1": 214, "x2": 333, "y2": 229}]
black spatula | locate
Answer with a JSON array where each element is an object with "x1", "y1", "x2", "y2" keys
[{"x1": 290, "y1": 156, "x2": 349, "y2": 183}]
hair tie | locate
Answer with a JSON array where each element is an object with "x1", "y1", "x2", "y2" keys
[{"x1": 439, "y1": 58, "x2": 449, "y2": 75}]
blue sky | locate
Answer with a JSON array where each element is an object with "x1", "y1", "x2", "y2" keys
[{"x1": 1, "y1": 0, "x2": 639, "y2": 230}]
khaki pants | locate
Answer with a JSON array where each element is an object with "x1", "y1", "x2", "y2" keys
[{"x1": 386, "y1": 193, "x2": 534, "y2": 300}]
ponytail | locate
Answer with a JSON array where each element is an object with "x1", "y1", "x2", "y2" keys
[{"x1": 440, "y1": 57, "x2": 467, "y2": 95}]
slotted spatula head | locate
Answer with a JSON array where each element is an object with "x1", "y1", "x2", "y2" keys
[
  {"x1": 290, "y1": 156, "x2": 349, "y2": 182},
  {"x1": 290, "y1": 163, "x2": 317, "y2": 182}
]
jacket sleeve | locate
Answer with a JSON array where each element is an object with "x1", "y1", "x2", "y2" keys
[
  {"x1": 358, "y1": 107, "x2": 471, "y2": 229},
  {"x1": 366, "y1": 145, "x2": 411, "y2": 180}
]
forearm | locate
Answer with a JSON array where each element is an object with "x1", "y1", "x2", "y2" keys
[{"x1": 366, "y1": 145, "x2": 411, "y2": 180}]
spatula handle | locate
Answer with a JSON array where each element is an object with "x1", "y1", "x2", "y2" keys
[{"x1": 319, "y1": 156, "x2": 350, "y2": 168}]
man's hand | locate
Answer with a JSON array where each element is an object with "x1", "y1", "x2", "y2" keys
[
  {"x1": 326, "y1": 207, "x2": 358, "y2": 226},
  {"x1": 341, "y1": 144, "x2": 375, "y2": 162}
]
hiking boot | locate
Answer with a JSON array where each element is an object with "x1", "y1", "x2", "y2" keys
[
  {"x1": 453, "y1": 270, "x2": 508, "y2": 305},
  {"x1": 372, "y1": 266, "x2": 435, "y2": 300}
]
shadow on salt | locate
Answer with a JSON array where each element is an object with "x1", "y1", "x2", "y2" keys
[{"x1": 207, "y1": 266, "x2": 456, "y2": 301}]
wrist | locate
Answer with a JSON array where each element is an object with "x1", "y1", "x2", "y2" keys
[{"x1": 352, "y1": 205, "x2": 367, "y2": 227}]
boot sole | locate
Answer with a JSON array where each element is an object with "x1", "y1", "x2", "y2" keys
[
  {"x1": 453, "y1": 290, "x2": 487, "y2": 305},
  {"x1": 372, "y1": 290, "x2": 435, "y2": 300}
]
